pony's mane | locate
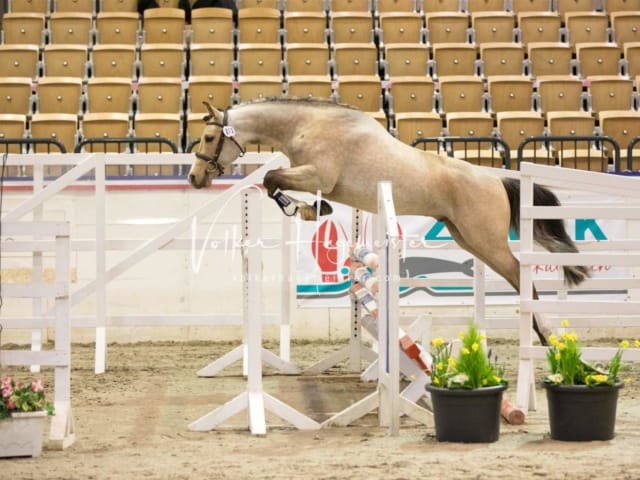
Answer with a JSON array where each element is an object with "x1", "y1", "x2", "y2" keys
[{"x1": 234, "y1": 96, "x2": 359, "y2": 112}]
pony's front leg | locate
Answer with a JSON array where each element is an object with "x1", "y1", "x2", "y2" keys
[{"x1": 263, "y1": 166, "x2": 333, "y2": 221}]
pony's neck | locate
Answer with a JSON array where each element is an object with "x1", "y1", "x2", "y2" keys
[{"x1": 229, "y1": 103, "x2": 296, "y2": 151}]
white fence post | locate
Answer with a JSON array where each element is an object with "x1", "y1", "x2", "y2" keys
[{"x1": 0, "y1": 222, "x2": 75, "y2": 449}]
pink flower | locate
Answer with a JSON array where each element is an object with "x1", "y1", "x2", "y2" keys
[
  {"x1": 1, "y1": 386, "x2": 13, "y2": 398},
  {"x1": 1, "y1": 377, "x2": 11, "y2": 389},
  {"x1": 31, "y1": 379, "x2": 44, "y2": 393},
  {"x1": 6, "y1": 399, "x2": 16, "y2": 410}
]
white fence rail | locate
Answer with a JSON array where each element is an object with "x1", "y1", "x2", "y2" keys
[{"x1": 517, "y1": 163, "x2": 640, "y2": 411}]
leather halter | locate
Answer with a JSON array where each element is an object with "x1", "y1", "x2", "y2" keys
[{"x1": 195, "y1": 109, "x2": 245, "y2": 176}]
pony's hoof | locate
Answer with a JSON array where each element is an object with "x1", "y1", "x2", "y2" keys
[
  {"x1": 299, "y1": 206, "x2": 318, "y2": 221},
  {"x1": 313, "y1": 199, "x2": 333, "y2": 216}
]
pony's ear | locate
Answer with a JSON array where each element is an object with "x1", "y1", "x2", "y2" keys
[{"x1": 202, "y1": 101, "x2": 221, "y2": 123}]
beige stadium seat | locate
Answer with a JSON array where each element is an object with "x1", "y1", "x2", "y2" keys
[
  {"x1": 237, "y1": 8, "x2": 282, "y2": 44},
  {"x1": 378, "y1": 12, "x2": 425, "y2": 46},
  {"x1": 0, "y1": 77, "x2": 34, "y2": 116},
  {"x1": 605, "y1": 0, "x2": 640, "y2": 11},
  {"x1": 383, "y1": 44, "x2": 430, "y2": 78},
  {"x1": 446, "y1": 112, "x2": 500, "y2": 167},
  {"x1": 85, "y1": 77, "x2": 134, "y2": 114},
  {"x1": 284, "y1": 12, "x2": 328, "y2": 44},
  {"x1": 487, "y1": 75, "x2": 533, "y2": 113},
  {"x1": 546, "y1": 110, "x2": 605, "y2": 171},
  {"x1": 471, "y1": 11, "x2": 515, "y2": 45},
  {"x1": 132, "y1": 112, "x2": 182, "y2": 175},
  {"x1": 42, "y1": 44, "x2": 89, "y2": 79},
  {"x1": 535, "y1": 75, "x2": 584, "y2": 115},
  {"x1": 375, "y1": 0, "x2": 415, "y2": 13},
  {"x1": 330, "y1": 0, "x2": 370, "y2": 12},
  {"x1": 190, "y1": 7, "x2": 235, "y2": 44},
  {"x1": 555, "y1": 0, "x2": 597, "y2": 22},
  {"x1": 49, "y1": 12, "x2": 94, "y2": 46},
  {"x1": 186, "y1": 112, "x2": 206, "y2": 152},
  {"x1": 586, "y1": 75, "x2": 634, "y2": 114},
  {"x1": 286, "y1": 75, "x2": 333, "y2": 99},
  {"x1": 95, "y1": 12, "x2": 140, "y2": 45},
  {"x1": 564, "y1": 12, "x2": 610, "y2": 52},
  {"x1": 35, "y1": 77, "x2": 84, "y2": 115},
  {"x1": 438, "y1": 75, "x2": 486, "y2": 112},
  {"x1": 1, "y1": 13, "x2": 46, "y2": 46},
  {"x1": 284, "y1": 0, "x2": 326, "y2": 12},
  {"x1": 576, "y1": 43, "x2": 623, "y2": 78},
  {"x1": 54, "y1": 0, "x2": 95, "y2": 13},
  {"x1": 393, "y1": 112, "x2": 442, "y2": 149},
  {"x1": 420, "y1": 0, "x2": 460, "y2": 11},
  {"x1": 7, "y1": 0, "x2": 49, "y2": 14},
  {"x1": 0, "y1": 114, "x2": 28, "y2": 174},
  {"x1": 330, "y1": 12, "x2": 374, "y2": 44},
  {"x1": 335, "y1": 75, "x2": 384, "y2": 114},
  {"x1": 186, "y1": 75, "x2": 234, "y2": 113},
  {"x1": 237, "y1": 43, "x2": 284, "y2": 77},
  {"x1": 526, "y1": 42, "x2": 573, "y2": 77},
  {"x1": 625, "y1": 42, "x2": 640, "y2": 77},
  {"x1": 517, "y1": 12, "x2": 561, "y2": 46},
  {"x1": 466, "y1": 0, "x2": 505, "y2": 12},
  {"x1": 425, "y1": 12, "x2": 470, "y2": 45},
  {"x1": 598, "y1": 110, "x2": 640, "y2": 167},
  {"x1": 496, "y1": 110, "x2": 546, "y2": 164},
  {"x1": 91, "y1": 44, "x2": 137, "y2": 78},
  {"x1": 432, "y1": 43, "x2": 478, "y2": 77},
  {"x1": 236, "y1": 75, "x2": 284, "y2": 102},
  {"x1": 332, "y1": 43, "x2": 379, "y2": 76},
  {"x1": 139, "y1": 43, "x2": 186, "y2": 78},
  {"x1": 189, "y1": 43, "x2": 235, "y2": 77},
  {"x1": 479, "y1": 43, "x2": 525, "y2": 77},
  {"x1": 30, "y1": 113, "x2": 79, "y2": 176},
  {"x1": 142, "y1": 8, "x2": 186, "y2": 44},
  {"x1": 241, "y1": 0, "x2": 280, "y2": 8},
  {"x1": 0, "y1": 45, "x2": 41, "y2": 80},
  {"x1": 446, "y1": 111, "x2": 494, "y2": 137},
  {"x1": 611, "y1": 12, "x2": 640, "y2": 47},
  {"x1": 100, "y1": 0, "x2": 138, "y2": 12},
  {"x1": 136, "y1": 77, "x2": 184, "y2": 114},
  {"x1": 511, "y1": 0, "x2": 550, "y2": 12},
  {"x1": 285, "y1": 43, "x2": 332, "y2": 76},
  {"x1": 387, "y1": 76, "x2": 435, "y2": 113},
  {"x1": 80, "y1": 112, "x2": 131, "y2": 164}
]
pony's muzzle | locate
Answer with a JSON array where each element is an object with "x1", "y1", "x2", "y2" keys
[{"x1": 188, "y1": 173, "x2": 204, "y2": 189}]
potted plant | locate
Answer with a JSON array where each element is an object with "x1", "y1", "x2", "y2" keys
[
  {"x1": 542, "y1": 319, "x2": 633, "y2": 441},
  {"x1": 425, "y1": 323, "x2": 509, "y2": 443},
  {"x1": 1, "y1": 376, "x2": 54, "y2": 457}
]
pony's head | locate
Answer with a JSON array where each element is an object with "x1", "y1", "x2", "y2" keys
[{"x1": 188, "y1": 102, "x2": 245, "y2": 188}]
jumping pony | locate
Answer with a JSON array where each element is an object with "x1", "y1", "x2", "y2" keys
[{"x1": 187, "y1": 97, "x2": 589, "y2": 344}]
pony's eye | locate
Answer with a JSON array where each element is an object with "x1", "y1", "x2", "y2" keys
[{"x1": 204, "y1": 135, "x2": 214, "y2": 142}]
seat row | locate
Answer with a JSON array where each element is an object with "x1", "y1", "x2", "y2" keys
[
  {"x1": 4, "y1": 8, "x2": 640, "y2": 49},
  {"x1": 6, "y1": 0, "x2": 637, "y2": 16},
  {"x1": 4, "y1": 72, "x2": 640, "y2": 128},
  {"x1": 3, "y1": 40, "x2": 639, "y2": 85}
]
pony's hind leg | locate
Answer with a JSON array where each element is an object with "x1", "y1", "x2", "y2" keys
[
  {"x1": 263, "y1": 166, "x2": 333, "y2": 220},
  {"x1": 443, "y1": 219, "x2": 552, "y2": 344}
]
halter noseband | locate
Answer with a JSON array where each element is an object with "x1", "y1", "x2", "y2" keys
[{"x1": 195, "y1": 109, "x2": 245, "y2": 176}]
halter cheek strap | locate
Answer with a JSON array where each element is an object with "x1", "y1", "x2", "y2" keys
[{"x1": 196, "y1": 109, "x2": 246, "y2": 175}]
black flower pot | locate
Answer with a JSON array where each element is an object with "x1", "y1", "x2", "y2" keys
[
  {"x1": 543, "y1": 382, "x2": 623, "y2": 441},
  {"x1": 425, "y1": 383, "x2": 507, "y2": 443}
]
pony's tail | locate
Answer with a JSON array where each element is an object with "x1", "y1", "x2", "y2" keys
[{"x1": 501, "y1": 177, "x2": 590, "y2": 287}]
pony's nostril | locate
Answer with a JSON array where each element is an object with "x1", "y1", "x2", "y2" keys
[{"x1": 188, "y1": 174, "x2": 196, "y2": 185}]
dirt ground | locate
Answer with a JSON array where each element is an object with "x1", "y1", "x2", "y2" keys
[{"x1": 2, "y1": 337, "x2": 640, "y2": 480}]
